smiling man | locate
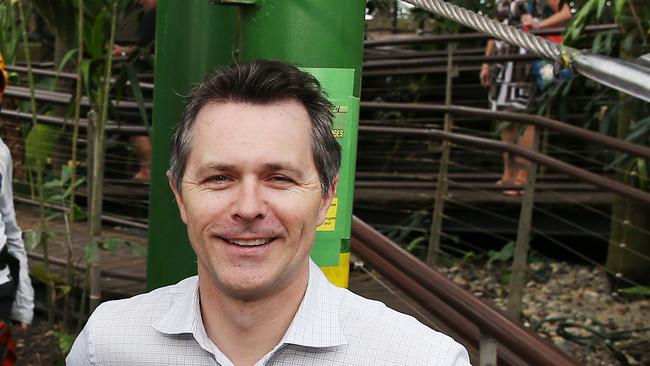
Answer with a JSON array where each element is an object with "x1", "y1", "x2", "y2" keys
[{"x1": 67, "y1": 60, "x2": 470, "y2": 366}]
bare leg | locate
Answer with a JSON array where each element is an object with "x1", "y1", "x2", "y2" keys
[
  {"x1": 500, "y1": 124, "x2": 517, "y2": 184},
  {"x1": 130, "y1": 135, "x2": 151, "y2": 181},
  {"x1": 513, "y1": 124, "x2": 535, "y2": 184}
]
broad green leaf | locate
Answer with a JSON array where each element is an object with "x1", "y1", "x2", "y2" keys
[
  {"x1": 73, "y1": 205, "x2": 87, "y2": 222},
  {"x1": 57, "y1": 48, "x2": 78, "y2": 74},
  {"x1": 619, "y1": 286, "x2": 650, "y2": 295},
  {"x1": 84, "y1": 241, "x2": 99, "y2": 263},
  {"x1": 46, "y1": 193, "x2": 65, "y2": 203},
  {"x1": 30, "y1": 264, "x2": 64, "y2": 284},
  {"x1": 60, "y1": 164, "x2": 74, "y2": 185},
  {"x1": 45, "y1": 212, "x2": 61, "y2": 222},
  {"x1": 596, "y1": 0, "x2": 606, "y2": 18},
  {"x1": 406, "y1": 236, "x2": 427, "y2": 252},
  {"x1": 42, "y1": 179, "x2": 63, "y2": 189},
  {"x1": 487, "y1": 241, "x2": 514, "y2": 267},
  {"x1": 129, "y1": 242, "x2": 147, "y2": 257},
  {"x1": 23, "y1": 229, "x2": 42, "y2": 252},
  {"x1": 615, "y1": 0, "x2": 627, "y2": 17},
  {"x1": 637, "y1": 158, "x2": 648, "y2": 191},
  {"x1": 52, "y1": 331, "x2": 75, "y2": 355}
]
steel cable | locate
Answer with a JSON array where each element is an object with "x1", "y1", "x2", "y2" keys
[{"x1": 401, "y1": 0, "x2": 571, "y2": 65}]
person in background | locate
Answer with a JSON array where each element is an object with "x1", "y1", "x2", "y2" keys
[
  {"x1": 480, "y1": 0, "x2": 572, "y2": 195},
  {"x1": 0, "y1": 51, "x2": 35, "y2": 366},
  {"x1": 113, "y1": 0, "x2": 157, "y2": 181}
]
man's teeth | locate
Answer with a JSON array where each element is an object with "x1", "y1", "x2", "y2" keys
[{"x1": 228, "y1": 238, "x2": 271, "y2": 246}]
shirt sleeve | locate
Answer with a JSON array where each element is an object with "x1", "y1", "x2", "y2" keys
[
  {"x1": 67, "y1": 323, "x2": 93, "y2": 365},
  {"x1": 448, "y1": 342, "x2": 472, "y2": 366},
  {"x1": 0, "y1": 143, "x2": 34, "y2": 325}
]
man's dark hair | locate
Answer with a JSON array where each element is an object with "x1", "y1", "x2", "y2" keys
[{"x1": 169, "y1": 59, "x2": 341, "y2": 196}]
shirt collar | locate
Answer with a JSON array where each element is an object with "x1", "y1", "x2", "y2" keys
[
  {"x1": 151, "y1": 276, "x2": 202, "y2": 336},
  {"x1": 151, "y1": 259, "x2": 348, "y2": 349},
  {"x1": 280, "y1": 259, "x2": 348, "y2": 348}
]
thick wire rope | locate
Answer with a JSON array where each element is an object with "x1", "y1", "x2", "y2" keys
[
  {"x1": 446, "y1": 166, "x2": 650, "y2": 264},
  {"x1": 401, "y1": 0, "x2": 574, "y2": 66},
  {"x1": 545, "y1": 143, "x2": 629, "y2": 177},
  {"x1": 448, "y1": 145, "x2": 650, "y2": 255},
  {"x1": 531, "y1": 204, "x2": 650, "y2": 263},
  {"x1": 448, "y1": 157, "x2": 650, "y2": 239},
  {"x1": 538, "y1": 186, "x2": 650, "y2": 237},
  {"x1": 442, "y1": 176, "x2": 646, "y2": 289}
]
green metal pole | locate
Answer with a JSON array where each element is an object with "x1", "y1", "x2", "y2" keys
[
  {"x1": 238, "y1": 0, "x2": 365, "y2": 97},
  {"x1": 146, "y1": 0, "x2": 236, "y2": 290}
]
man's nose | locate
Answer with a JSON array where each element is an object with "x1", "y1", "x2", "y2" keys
[{"x1": 232, "y1": 181, "x2": 267, "y2": 221}]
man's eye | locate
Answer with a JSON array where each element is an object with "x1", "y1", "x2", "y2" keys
[
  {"x1": 206, "y1": 175, "x2": 230, "y2": 183},
  {"x1": 270, "y1": 175, "x2": 292, "y2": 183}
]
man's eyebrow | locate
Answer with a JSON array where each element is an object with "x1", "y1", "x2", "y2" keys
[
  {"x1": 263, "y1": 162, "x2": 305, "y2": 176},
  {"x1": 195, "y1": 162, "x2": 236, "y2": 173}
]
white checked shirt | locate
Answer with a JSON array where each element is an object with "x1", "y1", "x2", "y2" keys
[{"x1": 67, "y1": 260, "x2": 471, "y2": 365}]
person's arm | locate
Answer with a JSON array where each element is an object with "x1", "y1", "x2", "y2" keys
[
  {"x1": 0, "y1": 146, "x2": 34, "y2": 327},
  {"x1": 480, "y1": 39, "x2": 495, "y2": 87},
  {"x1": 523, "y1": 4, "x2": 572, "y2": 29}
]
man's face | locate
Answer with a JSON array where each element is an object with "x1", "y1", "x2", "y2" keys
[{"x1": 170, "y1": 101, "x2": 336, "y2": 301}]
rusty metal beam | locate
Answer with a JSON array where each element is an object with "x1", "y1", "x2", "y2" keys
[
  {"x1": 351, "y1": 216, "x2": 578, "y2": 366},
  {"x1": 358, "y1": 123, "x2": 650, "y2": 206},
  {"x1": 4, "y1": 85, "x2": 152, "y2": 110},
  {"x1": 1, "y1": 109, "x2": 148, "y2": 134},
  {"x1": 361, "y1": 101, "x2": 650, "y2": 161}
]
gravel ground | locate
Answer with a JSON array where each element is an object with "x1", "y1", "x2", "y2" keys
[
  {"x1": 440, "y1": 260, "x2": 650, "y2": 366},
  {"x1": 14, "y1": 318, "x2": 61, "y2": 365}
]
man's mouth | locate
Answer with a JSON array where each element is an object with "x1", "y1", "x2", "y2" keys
[{"x1": 225, "y1": 238, "x2": 274, "y2": 247}]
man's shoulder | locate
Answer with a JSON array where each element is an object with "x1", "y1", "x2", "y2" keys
[
  {"x1": 335, "y1": 286, "x2": 469, "y2": 363},
  {"x1": 89, "y1": 276, "x2": 196, "y2": 326}
]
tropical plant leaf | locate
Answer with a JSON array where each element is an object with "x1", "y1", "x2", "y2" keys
[
  {"x1": 487, "y1": 241, "x2": 514, "y2": 267},
  {"x1": 30, "y1": 264, "x2": 64, "y2": 284},
  {"x1": 619, "y1": 285, "x2": 650, "y2": 295}
]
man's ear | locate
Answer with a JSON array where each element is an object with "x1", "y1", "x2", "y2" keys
[
  {"x1": 316, "y1": 174, "x2": 339, "y2": 226},
  {"x1": 167, "y1": 171, "x2": 188, "y2": 224}
]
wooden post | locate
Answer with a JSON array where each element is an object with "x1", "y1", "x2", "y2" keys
[
  {"x1": 87, "y1": 109, "x2": 102, "y2": 312},
  {"x1": 507, "y1": 126, "x2": 541, "y2": 321},
  {"x1": 427, "y1": 44, "x2": 456, "y2": 266},
  {"x1": 479, "y1": 332, "x2": 497, "y2": 366}
]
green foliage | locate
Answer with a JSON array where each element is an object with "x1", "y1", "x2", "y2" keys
[
  {"x1": 0, "y1": 1, "x2": 22, "y2": 63},
  {"x1": 51, "y1": 330, "x2": 75, "y2": 355},
  {"x1": 487, "y1": 241, "x2": 515, "y2": 267},
  {"x1": 84, "y1": 237, "x2": 146, "y2": 264},
  {"x1": 409, "y1": 0, "x2": 492, "y2": 34},
  {"x1": 30, "y1": 264, "x2": 64, "y2": 285},
  {"x1": 619, "y1": 285, "x2": 650, "y2": 295},
  {"x1": 31, "y1": 0, "x2": 138, "y2": 51},
  {"x1": 23, "y1": 228, "x2": 49, "y2": 252}
]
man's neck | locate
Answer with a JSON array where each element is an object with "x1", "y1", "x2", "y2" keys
[{"x1": 198, "y1": 266, "x2": 309, "y2": 366}]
